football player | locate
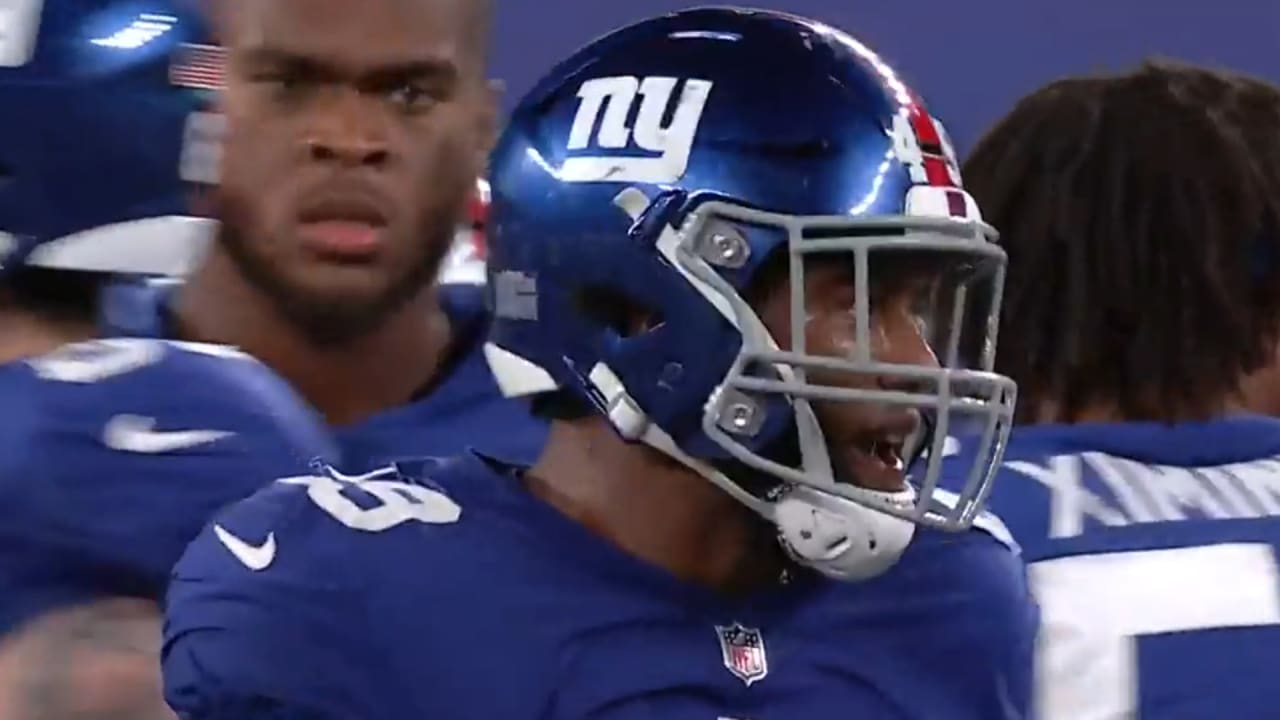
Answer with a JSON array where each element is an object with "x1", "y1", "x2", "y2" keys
[
  {"x1": 105, "y1": 0, "x2": 546, "y2": 471},
  {"x1": 0, "y1": 2, "x2": 336, "y2": 718},
  {"x1": 943, "y1": 61, "x2": 1280, "y2": 717},
  {"x1": 163, "y1": 9, "x2": 1036, "y2": 719}
]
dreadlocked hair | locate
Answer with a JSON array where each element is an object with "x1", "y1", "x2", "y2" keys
[{"x1": 964, "y1": 59, "x2": 1280, "y2": 424}]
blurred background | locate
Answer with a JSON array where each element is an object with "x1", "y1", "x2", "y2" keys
[{"x1": 492, "y1": 0, "x2": 1275, "y2": 151}]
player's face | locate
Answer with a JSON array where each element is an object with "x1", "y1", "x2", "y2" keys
[
  {"x1": 755, "y1": 255, "x2": 940, "y2": 493},
  {"x1": 215, "y1": 0, "x2": 491, "y2": 343}
]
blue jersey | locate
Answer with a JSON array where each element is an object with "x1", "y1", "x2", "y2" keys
[
  {"x1": 163, "y1": 454, "x2": 1036, "y2": 720},
  {"x1": 0, "y1": 338, "x2": 336, "y2": 637},
  {"x1": 942, "y1": 416, "x2": 1280, "y2": 719},
  {"x1": 101, "y1": 279, "x2": 548, "y2": 472}
]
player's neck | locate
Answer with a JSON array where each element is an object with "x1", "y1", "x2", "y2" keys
[
  {"x1": 176, "y1": 251, "x2": 453, "y2": 427},
  {"x1": 0, "y1": 308, "x2": 95, "y2": 365},
  {"x1": 526, "y1": 419, "x2": 786, "y2": 596}
]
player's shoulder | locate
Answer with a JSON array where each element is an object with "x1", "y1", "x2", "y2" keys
[
  {"x1": 165, "y1": 458, "x2": 481, "y2": 696},
  {"x1": 814, "y1": 524, "x2": 1037, "y2": 716},
  {"x1": 24, "y1": 337, "x2": 333, "y2": 457},
  {"x1": 853, "y1": 486, "x2": 1038, "y2": 657},
  {"x1": 888, "y1": 520, "x2": 1030, "y2": 611},
  {"x1": 0, "y1": 341, "x2": 336, "y2": 635},
  {"x1": 0, "y1": 338, "x2": 336, "y2": 528},
  {"x1": 24, "y1": 337, "x2": 286, "y2": 412},
  {"x1": 820, "y1": 502, "x2": 1033, "y2": 633},
  {"x1": 164, "y1": 459, "x2": 486, "y2": 717},
  {"x1": 176, "y1": 458, "x2": 480, "y2": 590}
]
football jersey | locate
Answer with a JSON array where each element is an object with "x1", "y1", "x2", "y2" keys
[
  {"x1": 942, "y1": 416, "x2": 1280, "y2": 719},
  {"x1": 163, "y1": 454, "x2": 1036, "y2": 720},
  {"x1": 0, "y1": 338, "x2": 336, "y2": 637},
  {"x1": 100, "y1": 278, "x2": 548, "y2": 472}
]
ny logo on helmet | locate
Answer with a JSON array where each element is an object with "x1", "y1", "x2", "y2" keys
[{"x1": 562, "y1": 75, "x2": 713, "y2": 184}]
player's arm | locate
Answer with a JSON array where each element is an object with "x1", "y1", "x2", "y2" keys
[{"x1": 0, "y1": 598, "x2": 174, "y2": 720}]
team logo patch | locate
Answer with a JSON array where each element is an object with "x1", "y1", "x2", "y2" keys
[{"x1": 715, "y1": 622, "x2": 768, "y2": 686}]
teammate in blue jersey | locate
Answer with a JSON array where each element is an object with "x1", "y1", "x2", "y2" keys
[
  {"x1": 118, "y1": 0, "x2": 545, "y2": 471},
  {"x1": 940, "y1": 62, "x2": 1280, "y2": 718},
  {"x1": 104, "y1": 204, "x2": 529, "y2": 471},
  {"x1": 0, "y1": 2, "x2": 337, "y2": 718},
  {"x1": 163, "y1": 9, "x2": 1037, "y2": 719}
]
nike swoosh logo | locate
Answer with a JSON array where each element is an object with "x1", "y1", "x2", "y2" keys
[
  {"x1": 213, "y1": 524, "x2": 276, "y2": 571},
  {"x1": 102, "y1": 414, "x2": 233, "y2": 454}
]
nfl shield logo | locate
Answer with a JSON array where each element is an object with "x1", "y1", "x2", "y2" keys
[{"x1": 715, "y1": 622, "x2": 768, "y2": 686}]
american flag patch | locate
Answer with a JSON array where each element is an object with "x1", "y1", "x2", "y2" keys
[{"x1": 170, "y1": 43, "x2": 226, "y2": 90}]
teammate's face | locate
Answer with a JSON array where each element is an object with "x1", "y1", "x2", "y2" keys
[
  {"x1": 755, "y1": 255, "x2": 939, "y2": 493},
  {"x1": 215, "y1": 0, "x2": 492, "y2": 344}
]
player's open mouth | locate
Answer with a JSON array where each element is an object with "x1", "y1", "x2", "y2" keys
[
  {"x1": 852, "y1": 434, "x2": 905, "y2": 472},
  {"x1": 839, "y1": 428, "x2": 911, "y2": 492}
]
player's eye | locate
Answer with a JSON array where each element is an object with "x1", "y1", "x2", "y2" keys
[
  {"x1": 385, "y1": 83, "x2": 434, "y2": 113},
  {"x1": 910, "y1": 279, "x2": 938, "y2": 319},
  {"x1": 250, "y1": 71, "x2": 308, "y2": 100}
]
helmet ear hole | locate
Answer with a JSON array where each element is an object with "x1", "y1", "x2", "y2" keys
[{"x1": 576, "y1": 286, "x2": 664, "y2": 338}]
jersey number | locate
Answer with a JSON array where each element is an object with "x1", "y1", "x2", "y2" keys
[
  {"x1": 1031, "y1": 543, "x2": 1280, "y2": 718},
  {"x1": 280, "y1": 472, "x2": 461, "y2": 532},
  {"x1": 29, "y1": 339, "x2": 165, "y2": 383},
  {"x1": 29, "y1": 338, "x2": 248, "y2": 383}
]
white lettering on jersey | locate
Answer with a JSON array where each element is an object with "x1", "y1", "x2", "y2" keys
[
  {"x1": 562, "y1": 75, "x2": 713, "y2": 184},
  {"x1": 102, "y1": 414, "x2": 233, "y2": 454},
  {"x1": 279, "y1": 466, "x2": 460, "y2": 532},
  {"x1": 1007, "y1": 452, "x2": 1280, "y2": 538},
  {"x1": 1003, "y1": 450, "x2": 1280, "y2": 717},
  {"x1": 213, "y1": 525, "x2": 276, "y2": 571},
  {"x1": 0, "y1": 0, "x2": 42, "y2": 68},
  {"x1": 1005, "y1": 455, "x2": 1128, "y2": 538},
  {"x1": 1032, "y1": 543, "x2": 1280, "y2": 718}
]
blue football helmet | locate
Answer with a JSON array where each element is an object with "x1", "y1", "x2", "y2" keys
[
  {"x1": 486, "y1": 7, "x2": 1016, "y2": 579},
  {"x1": 0, "y1": 0, "x2": 218, "y2": 278}
]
